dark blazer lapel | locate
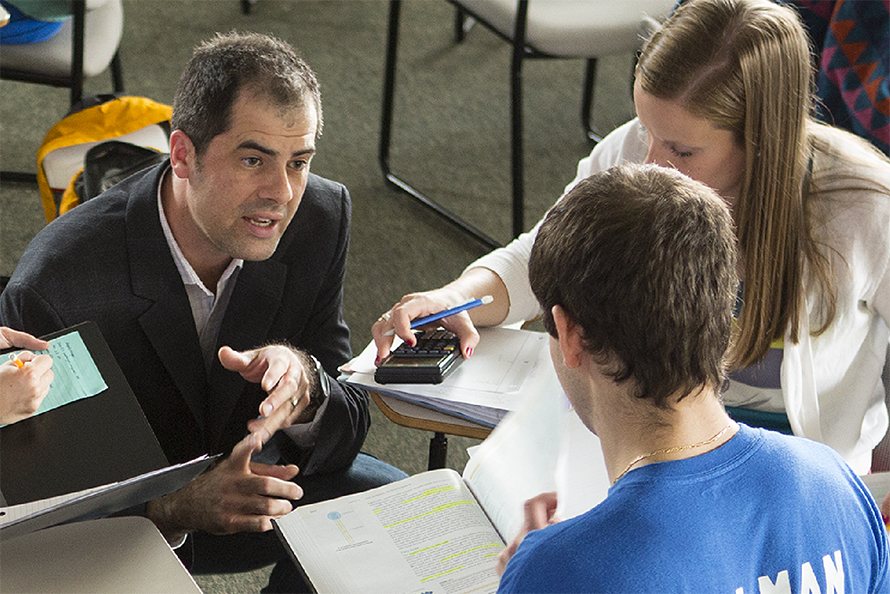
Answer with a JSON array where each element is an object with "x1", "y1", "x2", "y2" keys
[
  {"x1": 205, "y1": 257, "x2": 288, "y2": 448},
  {"x1": 125, "y1": 165, "x2": 208, "y2": 430}
]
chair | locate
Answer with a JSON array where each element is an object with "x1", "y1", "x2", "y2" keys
[
  {"x1": 380, "y1": 0, "x2": 675, "y2": 248},
  {"x1": 1, "y1": 0, "x2": 125, "y2": 183}
]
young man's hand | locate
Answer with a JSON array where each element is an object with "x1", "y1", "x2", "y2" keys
[{"x1": 496, "y1": 491, "x2": 561, "y2": 576}]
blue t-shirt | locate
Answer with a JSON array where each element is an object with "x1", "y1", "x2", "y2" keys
[{"x1": 498, "y1": 424, "x2": 889, "y2": 593}]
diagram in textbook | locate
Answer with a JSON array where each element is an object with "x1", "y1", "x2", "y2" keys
[{"x1": 327, "y1": 511, "x2": 353, "y2": 544}]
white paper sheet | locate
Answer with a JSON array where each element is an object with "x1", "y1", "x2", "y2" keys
[{"x1": 341, "y1": 327, "x2": 551, "y2": 426}]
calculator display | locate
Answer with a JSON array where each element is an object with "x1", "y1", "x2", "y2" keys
[{"x1": 381, "y1": 357, "x2": 444, "y2": 367}]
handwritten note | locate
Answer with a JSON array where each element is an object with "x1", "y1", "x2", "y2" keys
[{"x1": 9, "y1": 331, "x2": 107, "y2": 417}]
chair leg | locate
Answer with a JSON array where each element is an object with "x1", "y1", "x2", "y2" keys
[
  {"x1": 69, "y1": 0, "x2": 86, "y2": 106},
  {"x1": 0, "y1": 171, "x2": 38, "y2": 184},
  {"x1": 110, "y1": 51, "x2": 124, "y2": 94},
  {"x1": 379, "y1": 0, "x2": 400, "y2": 180},
  {"x1": 582, "y1": 58, "x2": 603, "y2": 144},
  {"x1": 379, "y1": 0, "x2": 501, "y2": 250},
  {"x1": 454, "y1": 6, "x2": 474, "y2": 42},
  {"x1": 428, "y1": 433, "x2": 448, "y2": 471},
  {"x1": 509, "y1": 1, "x2": 529, "y2": 239}
]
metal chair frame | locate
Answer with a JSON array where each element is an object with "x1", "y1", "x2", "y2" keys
[
  {"x1": 379, "y1": 0, "x2": 600, "y2": 249},
  {"x1": 1, "y1": 0, "x2": 125, "y2": 184}
]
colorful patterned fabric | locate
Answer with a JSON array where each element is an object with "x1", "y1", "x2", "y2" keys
[{"x1": 789, "y1": 0, "x2": 889, "y2": 155}]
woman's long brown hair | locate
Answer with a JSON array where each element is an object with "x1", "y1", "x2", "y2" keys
[{"x1": 636, "y1": 0, "x2": 837, "y2": 368}]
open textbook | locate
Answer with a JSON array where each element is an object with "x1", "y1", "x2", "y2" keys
[
  {"x1": 273, "y1": 370, "x2": 612, "y2": 594},
  {"x1": 860, "y1": 471, "x2": 890, "y2": 508},
  {"x1": 340, "y1": 327, "x2": 552, "y2": 427}
]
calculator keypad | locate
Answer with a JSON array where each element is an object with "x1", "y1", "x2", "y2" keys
[{"x1": 394, "y1": 330, "x2": 459, "y2": 357}]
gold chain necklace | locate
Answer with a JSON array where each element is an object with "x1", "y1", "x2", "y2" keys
[{"x1": 612, "y1": 423, "x2": 734, "y2": 485}]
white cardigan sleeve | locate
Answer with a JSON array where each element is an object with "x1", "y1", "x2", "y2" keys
[
  {"x1": 781, "y1": 126, "x2": 890, "y2": 473},
  {"x1": 466, "y1": 119, "x2": 649, "y2": 325}
]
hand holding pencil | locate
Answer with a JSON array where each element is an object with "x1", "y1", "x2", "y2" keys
[
  {"x1": 372, "y1": 290, "x2": 496, "y2": 363},
  {"x1": 0, "y1": 326, "x2": 54, "y2": 425},
  {"x1": 383, "y1": 295, "x2": 493, "y2": 336}
]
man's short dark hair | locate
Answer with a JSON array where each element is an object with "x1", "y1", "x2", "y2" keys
[
  {"x1": 171, "y1": 31, "x2": 323, "y2": 156},
  {"x1": 529, "y1": 163, "x2": 738, "y2": 407}
]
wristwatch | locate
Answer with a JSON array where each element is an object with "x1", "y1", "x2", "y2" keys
[{"x1": 307, "y1": 354, "x2": 330, "y2": 414}]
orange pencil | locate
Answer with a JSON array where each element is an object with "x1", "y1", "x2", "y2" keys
[{"x1": 8, "y1": 352, "x2": 24, "y2": 369}]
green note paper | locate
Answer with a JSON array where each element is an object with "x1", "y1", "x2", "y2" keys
[{"x1": 9, "y1": 330, "x2": 108, "y2": 417}]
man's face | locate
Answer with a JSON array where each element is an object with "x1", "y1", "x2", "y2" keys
[{"x1": 184, "y1": 92, "x2": 318, "y2": 263}]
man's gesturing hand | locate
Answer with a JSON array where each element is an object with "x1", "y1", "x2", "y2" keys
[
  {"x1": 219, "y1": 345, "x2": 318, "y2": 439},
  {"x1": 146, "y1": 432, "x2": 303, "y2": 543}
]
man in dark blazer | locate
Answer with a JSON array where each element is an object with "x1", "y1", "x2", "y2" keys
[{"x1": 0, "y1": 32, "x2": 405, "y2": 591}]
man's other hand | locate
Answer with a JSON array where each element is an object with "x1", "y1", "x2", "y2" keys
[{"x1": 146, "y1": 432, "x2": 302, "y2": 543}]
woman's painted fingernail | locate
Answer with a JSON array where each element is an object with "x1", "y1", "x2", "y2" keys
[
  {"x1": 374, "y1": 356, "x2": 381, "y2": 366},
  {"x1": 466, "y1": 347, "x2": 473, "y2": 358}
]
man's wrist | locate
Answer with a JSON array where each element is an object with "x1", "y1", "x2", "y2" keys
[
  {"x1": 294, "y1": 351, "x2": 329, "y2": 423},
  {"x1": 146, "y1": 496, "x2": 191, "y2": 546}
]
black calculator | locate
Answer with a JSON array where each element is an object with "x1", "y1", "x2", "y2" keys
[{"x1": 374, "y1": 329, "x2": 463, "y2": 384}]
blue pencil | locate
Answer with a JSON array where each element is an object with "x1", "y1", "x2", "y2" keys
[{"x1": 410, "y1": 295, "x2": 494, "y2": 329}]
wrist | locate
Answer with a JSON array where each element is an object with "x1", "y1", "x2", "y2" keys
[
  {"x1": 146, "y1": 495, "x2": 190, "y2": 545},
  {"x1": 448, "y1": 267, "x2": 510, "y2": 326},
  {"x1": 294, "y1": 352, "x2": 329, "y2": 423}
]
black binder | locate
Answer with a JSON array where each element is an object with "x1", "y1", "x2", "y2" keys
[{"x1": 0, "y1": 321, "x2": 169, "y2": 505}]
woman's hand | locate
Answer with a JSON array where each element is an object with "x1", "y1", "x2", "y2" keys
[{"x1": 371, "y1": 268, "x2": 510, "y2": 364}]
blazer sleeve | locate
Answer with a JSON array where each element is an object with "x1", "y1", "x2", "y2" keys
[{"x1": 276, "y1": 178, "x2": 370, "y2": 475}]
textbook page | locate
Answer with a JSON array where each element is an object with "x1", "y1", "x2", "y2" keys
[
  {"x1": 553, "y1": 403, "x2": 611, "y2": 520},
  {"x1": 461, "y1": 368, "x2": 564, "y2": 542},
  {"x1": 0, "y1": 455, "x2": 215, "y2": 539},
  {"x1": 860, "y1": 471, "x2": 890, "y2": 505},
  {"x1": 0, "y1": 486, "x2": 106, "y2": 524},
  {"x1": 274, "y1": 469, "x2": 504, "y2": 594},
  {"x1": 463, "y1": 370, "x2": 611, "y2": 542}
]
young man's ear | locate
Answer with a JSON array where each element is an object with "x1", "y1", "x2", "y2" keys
[
  {"x1": 168, "y1": 129, "x2": 196, "y2": 180},
  {"x1": 551, "y1": 305, "x2": 585, "y2": 369}
]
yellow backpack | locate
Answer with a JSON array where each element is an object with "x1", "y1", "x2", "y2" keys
[{"x1": 37, "y1": 95, "x2": 172, "y2": 222}]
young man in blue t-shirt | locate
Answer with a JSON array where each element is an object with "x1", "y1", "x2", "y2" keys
[{"x1": 496, "y1": 163, "x2": 889, "y2": 593}]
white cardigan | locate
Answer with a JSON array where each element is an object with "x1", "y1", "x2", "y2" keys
[{"x1": 470, "y1": 118, "x2": 890, "y2": 473}]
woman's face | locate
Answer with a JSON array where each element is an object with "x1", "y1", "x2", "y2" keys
[{"x1": 633, "y1": 82, "x2": 747, "y2": 208}]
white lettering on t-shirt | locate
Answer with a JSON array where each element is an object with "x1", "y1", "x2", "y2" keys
[
  {"x1": 758, "y1": 570, "x2": 791, "y2": 593},
  {"x1": 822, "y1": 550, "x2": 844, "y2": 594},
  {"x1": 800, "y1": 562, "x2": 821, "y2": 594},
  {"x1": 733, "y1": 551, "x2": 844, "y2": 594}
]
